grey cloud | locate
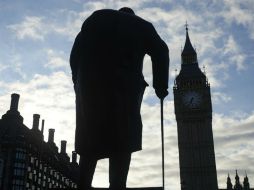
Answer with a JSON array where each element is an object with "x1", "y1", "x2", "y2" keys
[
  {"x1": 212, "y1": 91, "x2": 232, "y2": 104},
  {"x1": 44, "y1": 49, "x2": 69, "y2": 70},
  {"x1": 7, "y1": 16, "x2": 45, "y2": 41}
]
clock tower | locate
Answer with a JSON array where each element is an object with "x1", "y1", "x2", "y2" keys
[{"x1": 173, "y1": 26, "x2": 218, "y2": 190}]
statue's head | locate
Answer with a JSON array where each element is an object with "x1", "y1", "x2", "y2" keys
[{"x1": 118, "y1": 7, "x2": 135, "y2": 15}]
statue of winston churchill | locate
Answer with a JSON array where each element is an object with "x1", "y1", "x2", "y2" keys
[{"x1": 70, "y1": 7, "x2": 169, "y2": 190}]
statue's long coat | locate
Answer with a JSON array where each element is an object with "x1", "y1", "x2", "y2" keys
[{"x1": 70, "y1": 9, "x2": 169, "y2": 159}]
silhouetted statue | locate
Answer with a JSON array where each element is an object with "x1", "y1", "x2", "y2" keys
[{"x1": 70, "y1": 7, "x2": 169, "y2": 190}]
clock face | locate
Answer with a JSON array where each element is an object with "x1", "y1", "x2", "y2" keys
[{"x1": 182, "y1": 91, "x2": 202, "y2": 108}]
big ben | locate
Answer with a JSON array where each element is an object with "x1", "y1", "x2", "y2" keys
[{"x1": 173, "y1": 25, "x2": 218, "y2": 190}]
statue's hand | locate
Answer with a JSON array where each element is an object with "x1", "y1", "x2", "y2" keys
[{"x1": 155, "y1": 88, "x2": 168, "y2": 100}]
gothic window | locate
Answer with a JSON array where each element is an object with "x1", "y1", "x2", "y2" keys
[
  {"x1": 30, "y1": 157, "x2": 34, "y2": 164},
  {"x1": 12, "y1": 179, "x2": 25, "y2": 190},
  {"x1": 15, "y1": 152, "x2": 25, "y2": 160},
  {"x1": 14, "y1": 168, "x2": 24, "y2": 176},
  {"x1": 28, "y1": 172, "x2": 33, "y2": 179},
  {"x1": 14, "y1": 162, "x2": 25, "y2": 169},
  {"x1": 15, "y1": 148, "x2": 27, "y2": 161},
  {"x1": 33, "y1": 174, "x2": 37, "y2": 181}
]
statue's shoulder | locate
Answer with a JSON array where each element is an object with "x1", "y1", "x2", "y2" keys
[{"x1": 91, "y1": 9, "x2": 118, "y2": 17}]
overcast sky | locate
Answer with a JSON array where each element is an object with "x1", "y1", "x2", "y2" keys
[{"x1": 0, "y1": 0, "x2": 254, "y2": 189}]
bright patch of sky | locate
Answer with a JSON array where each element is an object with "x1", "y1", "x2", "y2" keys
[{"x1": 0, "y1": 0, "x2": 253, "y2": 189}]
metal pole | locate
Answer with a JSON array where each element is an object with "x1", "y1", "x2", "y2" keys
[{"x1": 160, "y1": 99, "x2": 165, "y2": 190}]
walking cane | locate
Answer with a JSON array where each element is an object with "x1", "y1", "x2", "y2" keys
[{"x1": 160, "y1": 98, "x2": 165, "y2": 190}]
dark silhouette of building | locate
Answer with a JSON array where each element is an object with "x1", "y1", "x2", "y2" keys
[
  {"x1": 173, "y1": 25, "x2": 218, "y2": 190},
  {"x1": 0, "y1": 93, "x2": 79, "y2": 190},
  {"x1": 219, "y1": 171, "x2": 253, "y2": 190},
  {"x1": 227, "y1": 173, "x2": 234, "y2": 190},
  {"x1": 173, "y1": 25, "x2": 254, "y2": 190}
]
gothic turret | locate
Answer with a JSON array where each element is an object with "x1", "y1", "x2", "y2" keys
[
  {"x1": 31, "y1": 114, "x2": 44, "y2": 140},
  {"x1": 32, "y1": 114, "x2": 40, "y2": 130},
  {"x1": 234, "y1": 170, "x2": 243, "y2": 190},
  {"x1": 47, "y1": 128, "x2": 58, "y2": 152},
  {"x1": 227, "y1": 173, "x2": 233, "y2": 190},
  {"x1": 60, "y1": 140, "x2": 70, "y2": 162},
  {"x1": 243, "y1": 172, "x2": 250, "y2": 190},
  {"x1": 2, "y1": 93, "x2": 24, "y2": 124}
]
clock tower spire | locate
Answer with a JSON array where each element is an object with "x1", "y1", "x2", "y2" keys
[
  {"x1": 173, "y1": 26, "x2": 218, "y2": 190},
  {"x1": 181, "y1": 23, "x2": 198, "y2": 65}
]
